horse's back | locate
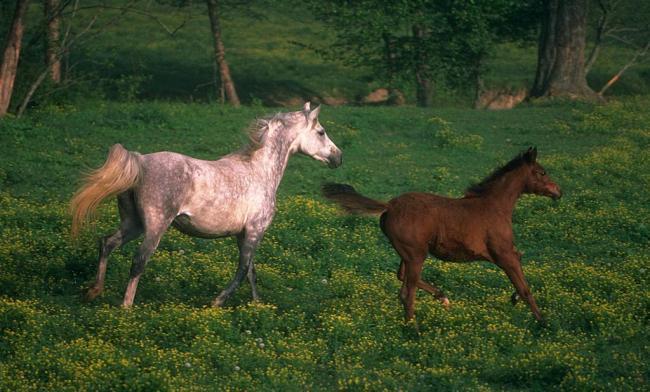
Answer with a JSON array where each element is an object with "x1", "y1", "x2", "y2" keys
[
  {"x1": 136, "y1": 151, "x2": 201, "y2": 198},
  {"x1": 386, "y1": 192, "x2": 462, "y2": 223},
  {"x1": 382, "y1": 192, "x2": 491, "y2": 261},
  {"x1": 381, "y1": 192, "x2": 454, "y2": 247},
  {"x1": 138, "y1": 151, "x2": 244, "y2": 192}
]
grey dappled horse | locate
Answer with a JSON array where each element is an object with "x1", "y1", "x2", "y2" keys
[{"x1": 70, "y1": 103, "x2": 342, "y2": 307}]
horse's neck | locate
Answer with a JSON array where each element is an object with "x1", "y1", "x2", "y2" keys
[
  {"x1": 482, "y1": 171, "x2": 525, "y2": 216},
  {"x1": 249, "y1": 137, "x2": 294, "y2": 193}
]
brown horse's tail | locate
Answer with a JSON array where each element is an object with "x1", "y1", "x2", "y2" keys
[
  {"x1": 322, "y1": 183, "x2": 388, "y2": 215},
  {"x1": 70, "y1": 144, "x2": 141, "y2": 238}
]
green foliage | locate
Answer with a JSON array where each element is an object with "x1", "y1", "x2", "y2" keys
[
  {"x1": 587, "y1": 0, "x2": 650, "y2": 49},
  {"x1": 6, "y1": 0, "x2": 370, "y2": 110},
  {"x1": 310, "y1": 0, "x2": 535, "y2": 94},
  {"x1": 0, "y1": 99, "x2": 649, "y2": 389},
  {"x1": 3, "y1": 0, "x2": 649, "y2": 111}
]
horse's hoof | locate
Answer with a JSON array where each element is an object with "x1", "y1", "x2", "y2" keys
[
  {"x1": 511, "y1": 292, "x2": 519, "y2": 305},
  {"x1": 211, "y1": 298, "x2": 226, "y2": 308},
  {"x1": 440, "y1": 297, "x2": 450, "y2": 308},
  {"x1": 404, "y1": 318, "x2": 420, "y2": 336}
]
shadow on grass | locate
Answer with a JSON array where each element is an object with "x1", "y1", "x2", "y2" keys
[{"x1": 73, "y1": 48, "x2": 341, "y2": 106}]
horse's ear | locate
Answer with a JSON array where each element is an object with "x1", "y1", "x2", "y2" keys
[
  {"x1": 308, "y1": 105, "x2": 321, "y2": 122},
  {"x1": 531, "y1": 147, "x2": 538, "y2": 162},
  {"x1": 524, "y1": 146, "x2": 537, "y2": 163},
  {"x1": 303, "y1": 102, "x2": 311, "y2": 112}
]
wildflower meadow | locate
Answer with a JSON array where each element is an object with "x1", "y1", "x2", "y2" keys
[{"x1": 1, "y1": 99, "x2": 648, "y2": 390}]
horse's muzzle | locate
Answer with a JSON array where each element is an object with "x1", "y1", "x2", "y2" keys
[
  {"x1": 328, "y1": 150, "x2": 343, "y2": 168},
  {"x1": 550, "y1": 187, "x2": 562, "y2": 200}
]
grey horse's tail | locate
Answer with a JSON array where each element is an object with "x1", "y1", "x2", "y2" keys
[
  {"x1": 321, "y1": 183, "x2": 388, "y2": 215},
  {"x1": 70, "y1": 144, "x2": 141, "y2": 238}
]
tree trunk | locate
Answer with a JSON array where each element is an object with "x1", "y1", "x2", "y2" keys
[
  {"x1": 530, "y1": 0, "x2": 598, "y2": 99},
  {"x1": 45, "y1": 0, "x2": 61, "y2": 83},
  {"x1": 206, "y1": 0, "x2": 240, "y2": 107},
  {"x1": 0, "y1": 0, "x2": 30, "y2": 117},
  {"x1": 598, "y1": 42, "x2": 649, "y2": 96},
  {"x1": 584, "y1": 0, "x2": 609, "y2": 75},
  {"x1": 415, "y1": 71, "x2": 432, "y2": 107},
  {"x1": 413, "y1": 25, "x2": 432, "y2": 107},
  {"x1": 382, "y1": 33, "x2": 398, "y2": 85}
]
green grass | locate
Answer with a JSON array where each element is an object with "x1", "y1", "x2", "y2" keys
[{"x1": 0, "y1": 98, "x2": 648, "y2": 390}]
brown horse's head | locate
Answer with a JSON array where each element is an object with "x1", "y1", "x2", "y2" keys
[{"x1": 521, "y1": 147, "x2": 562, "y2": 200}]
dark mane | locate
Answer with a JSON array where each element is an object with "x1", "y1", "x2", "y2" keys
[{"x1": 465, "y1": 151, "x2": 530, "y2": 196}]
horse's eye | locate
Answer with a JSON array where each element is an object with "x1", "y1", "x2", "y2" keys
[
  {"x1": 317, "y1": 130, "x2": 325, "y2": 136},
  {"x1": 538, "y1": 170, "x2": 546, "y2": 176}
]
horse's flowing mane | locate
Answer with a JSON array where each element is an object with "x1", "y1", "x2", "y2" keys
[
  {"x1": 238, "y1": 116, "x2": 273, "y2": 158},
  {"x1": 465, "y1": 151, "x2": 530, "y2": 196},
  {"x1": 236, "y1": 111, "x2": 301, "y2": 159}
]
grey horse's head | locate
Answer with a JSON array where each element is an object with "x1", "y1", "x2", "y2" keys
[{"x1": 289, "y1": 102, "x2": 342, "y2": 168}]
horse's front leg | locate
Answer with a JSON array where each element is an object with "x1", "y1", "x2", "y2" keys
[
  {"x1": 240, "y1": 233, "x2": 260, "y2": 302},
  {"x1": 247, "y1": 260, "x2": 259, "y2": 302},
  {"x1": 509, "y1": 249, "x2": 523, "y2": 306},
  {"x1": 212, "y1": 229, "x2": 263, "y2": 307},
  {"x1": 495, "y1": 252, "x2": 545, "y2": 325},
  {"x1": 510, "y1": 291, "x2": 520, "y2": 305}
]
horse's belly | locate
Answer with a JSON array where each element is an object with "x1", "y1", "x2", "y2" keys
[
  {"x1": 429, "y1": 240, "x2": 485, "y2": 262},
  {"x1": 172, "y1": 213, "x2": 243, "y2": 239}
]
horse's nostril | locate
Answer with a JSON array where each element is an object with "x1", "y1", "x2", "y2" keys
[
  {"x1": 552, "y1": 189, "x2": 562, "y2": 200},
  {"x1": 328, "y1": 151, "x2": 342, "y2": 168}
]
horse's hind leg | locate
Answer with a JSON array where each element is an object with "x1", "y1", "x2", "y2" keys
[
  {"x1": 397, "y1": 260, "x2": 449, "y2": 307},
  {"x1": 392, "y1": 243, "x2": 427, "y2": 322},
  {"x1": 121, "y1": 220, "x2": 170, "y2": 308},
  {"x1": 400, "y1": 257, "x2": 424, "y2": 322},
  {"x1": 85, "y1": 192, "x2": 142, "y2": 301}
]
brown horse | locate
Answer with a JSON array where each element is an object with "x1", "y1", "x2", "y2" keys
[{"x1": 322, "y1": 147, "x2": 561, "y2": 325}]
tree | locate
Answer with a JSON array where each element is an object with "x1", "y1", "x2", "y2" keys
[
  {"x1": 16, "y1": 0, "x2": 102, "y2": 118},
  {"x1": 311, "y1": 0, "x2": 519, "y2": 107},
  {"x1": 15, "y1": 0, "x2": 202, "y2": 117},
  {"x1": 206, "y1": 0, "x2": 239, "y2": 106},
  {"x1": 585, "y1": 0, "x2": 650, "y2": 96},
  {"x1": 530, "y1": 0, "x2": 598, "y2": 99},
  {"x1": 44, "y1": 0, "x2": 61, "y2": 83},
  {"x1": 0, "y1": 0, "x2": 30, "y2": 117},
  {"x1": 412, "y1": 23, "x2": 433, "y2": 107}
]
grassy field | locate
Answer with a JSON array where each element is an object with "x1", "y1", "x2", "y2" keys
[
  {"x1": 0, "y1": 98, "x2": 648, "y2": 390},
  {"x1": 2, "y1": 2, "x2": 649, "y2": 390}
]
